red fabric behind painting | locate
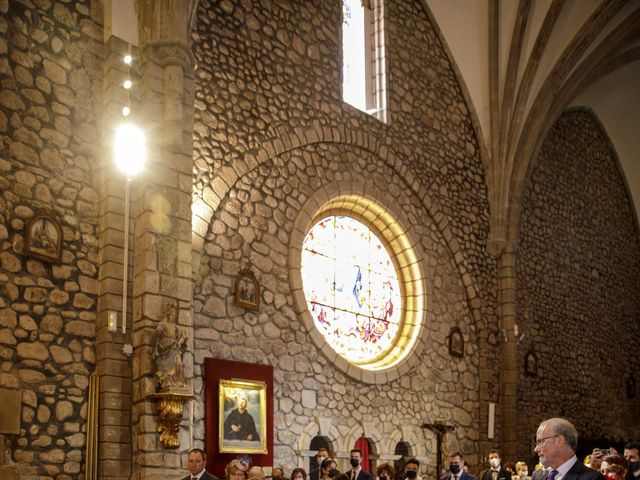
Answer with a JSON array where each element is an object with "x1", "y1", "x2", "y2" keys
[{"x1": 205, "y1": 358, "x2": 274, "y2": 477}]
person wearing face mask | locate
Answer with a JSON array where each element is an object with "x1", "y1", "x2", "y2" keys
[
  {"x1": 440, "y1": 452, "x2": 477, "y2": 480},
  {"x1": 403, "y1": 459, "x2": 422, "y2": 480},
  {"x1": 311, "y1": 449, "x2": 331, "y2": 480},
  {"x1": 600, "y1": 454, "x2": 629, "y2": 480},
  {"x1": 623, "y1": 443, "x2": 640, "y2": 480},
  {"x1": 320, "y1": 458, "x2": 340, "y2": 480},
  {"x1": 514, "y1": 462, "x2": 531, "y2": 480},
  {"x1": 348, "y1": 449, "x2": 373, "y2": 480},
  {"x1": 480, "y1": 450, "x2": 510, "y2": 480},
  {"x1": 376, "y1": 463, "x2": 395, "y2": 480}
]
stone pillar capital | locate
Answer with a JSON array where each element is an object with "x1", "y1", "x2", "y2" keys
[
  {"x1": 487, "y1": 235, "x2": 517, "y2": 258},
  {"x1": 141, "y1": 40, "x2": 195, "y2": 73}
]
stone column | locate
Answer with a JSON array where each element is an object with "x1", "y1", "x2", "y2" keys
[
  {"x1": 495, "y1": 242, "x2": 518, "y2": 460},
  {"x1": 129, "y1": 1, "x2": 196, "y2": 478},
  {"x1": 97, "y1": 35, "x2": 136, "y2": 480}
]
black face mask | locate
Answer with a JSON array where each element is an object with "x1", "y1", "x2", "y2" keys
[
  {"x1": 329, "y1": 470, "x2": 339, "y2": 479},
  {"x1": 629, "y1": 461, "x2": 640, "y2": 473},
  {"x1": 449, "y1": 465, "x2": 461, "y2": 475},
  {"x1": 406, "y1": 472, "x2": 417, "y2": 479},
  {"x1": 351, "y1": 459, "x2": 360, "y2": 468},
  {"x1": 380, "y1": 476, "x2": 388, "y2": 480}
]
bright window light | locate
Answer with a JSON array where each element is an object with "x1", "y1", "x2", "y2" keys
[
  {"x1": 342, "y1": 0, "x2": 367, "y2": 111},
  {"x1": 114, "y1": 123, "x2": 146, "y2": 178},
  {"x1": 302, "y1": 215, "x2": 402, "y2": 364}
]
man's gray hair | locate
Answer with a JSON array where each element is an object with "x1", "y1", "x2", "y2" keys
[{"x1": 542, "y1": 418, "x2": 578, "y2": 451}]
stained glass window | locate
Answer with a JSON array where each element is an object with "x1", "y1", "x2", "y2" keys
[{"x1": 301, "y1": 215, "x2": 402, "y2": 364}]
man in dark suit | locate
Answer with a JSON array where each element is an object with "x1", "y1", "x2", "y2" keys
[
  {"x1": 348, "y1": 449, "x2": 374, "y2": 480},
  {"x1": 624, "y1": 443, "x2": 640, "y2": 480},
  {"x1": 439, "y1": 452, "x2": 477, "y2": 480},
  {"x1": 479, "y1": 450, "x2": 511, "y2": 480},
  {"x1": 534, "y1": 418, "x2": 604, "y2": 480},
  {"x1": 310, "y1": 448, "x2": 330, "y2": 480},
  {"x1": 183, "y1": 448, "x2": 220, "y2": 480}
]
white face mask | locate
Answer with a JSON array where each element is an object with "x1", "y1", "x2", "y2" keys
[{"x1": 490, "y1": 459, "x2": 501, "y2": 469}]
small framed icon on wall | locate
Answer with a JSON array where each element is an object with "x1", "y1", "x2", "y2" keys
[{"x1": 24, "y1": 210, "x2": 62, "y2": 264}]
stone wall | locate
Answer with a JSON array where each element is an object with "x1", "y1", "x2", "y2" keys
[
  {"x1": 516, "y1": 108, "x2": 640, "y2": 461},
  {"x1": 0, "y1": 0, "x2": 102, "y2": 478},
  {"x1": 191, "y1": 0, "x2": 496, "y2": 474}
]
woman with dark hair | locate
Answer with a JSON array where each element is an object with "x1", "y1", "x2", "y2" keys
[
  {"x1": 320, "y1": 458, "x2": 339, "y2": 480},
  {"x1": 376, "y1": 463, "x2": 395, "y2": 480},
  {"x1": 600, "y1": 454, "x2": 629, "y2": 480},
  {"x1": 292, "y1": 468, "x2": 308, "y2": 480}
]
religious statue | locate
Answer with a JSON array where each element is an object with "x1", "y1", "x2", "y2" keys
[{"x1": 152, "y1": 303, "x2": 188, "y2": 391}]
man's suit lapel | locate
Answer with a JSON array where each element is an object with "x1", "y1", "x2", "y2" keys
[{"x1": 563, "y1": 460, "x2": 586, "y2": 480}]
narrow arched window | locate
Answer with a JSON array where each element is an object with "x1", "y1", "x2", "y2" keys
[{"x1": 342, "y1": 0, "x2": 387, "y2": 122}]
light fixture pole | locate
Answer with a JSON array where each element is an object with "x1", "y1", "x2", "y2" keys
[
  {"x1": 122, "y1": 177, "x2": 130, "y2": 334},
  {"x1": 114, "y1": 122, "x2": 146, "y2": 341}
]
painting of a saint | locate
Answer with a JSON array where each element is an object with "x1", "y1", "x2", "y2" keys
[{"x1": 218, "y1": 379, "x2": 267, "y2": 454}]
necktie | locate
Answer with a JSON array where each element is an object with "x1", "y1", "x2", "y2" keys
[{"x1": 548, "y1": 470, "x2": 559, "y2": 480}]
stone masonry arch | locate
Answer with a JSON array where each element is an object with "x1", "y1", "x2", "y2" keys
[
  {"x1": 383, "y1": 428, "x2": 429, "y2": 459},
  {"x1": 192, "y1": 125, "x2": 484, "y2": 332},
  {"x1": 342, "y1": 422, "x2": 383, "y2": 457},
  {"x1": 298, "y1": 419, "x2": 342, "y2": 455}
]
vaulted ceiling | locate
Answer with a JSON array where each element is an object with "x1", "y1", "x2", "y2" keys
[{"x1": 425, "y1": 0, "x2": 640, "y2": 238}]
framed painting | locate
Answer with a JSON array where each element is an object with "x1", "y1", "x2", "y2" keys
[
  {"x1": 219, "y1": 378, "x2": 267, "y2": 454},
  {"x1": 234, "y1": 268, "x2": 260, "y2": 311},
  {"x1": 525, "y1": 350, "x2": 538, "y2": 377},
  {"x1": 448, "y1": 326, "x2": 464, "y2": 358},
  {"x1": 24, "y1": 210, "x2": 62, "y2": 263}
]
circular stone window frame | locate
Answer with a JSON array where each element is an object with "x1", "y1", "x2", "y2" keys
[{"x1": 289, "y1": 184, "x2": 428, "y2": 384}]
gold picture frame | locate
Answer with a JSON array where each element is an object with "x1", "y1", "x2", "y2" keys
[
  {"x1": 218, "y1": 378, "x2": 267, "y2": 454},
  {"x1": 448, "y1": 326, "x2": 464, "y2": 358},
  {"x1": 24, "y1": 210, "x2": 62, "y2": 263},
  {"x1": 234, "y1": 267, "x2": 260, "y2": 311},
  {"x1": 525, "y1": 350, "x2": 538, "y2": 377}
]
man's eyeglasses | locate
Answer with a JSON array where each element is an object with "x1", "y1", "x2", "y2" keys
[{"x1": 535, "y1": 434, "x2": 560, "y2": 446}]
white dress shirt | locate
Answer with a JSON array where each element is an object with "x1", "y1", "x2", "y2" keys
[{"x1": 553, "y1": 456, "x2": 578, "y2": 480}]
